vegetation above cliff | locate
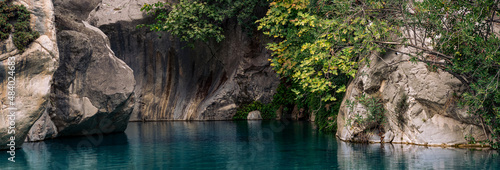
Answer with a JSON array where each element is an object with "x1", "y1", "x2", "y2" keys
[
  {"x1": 141, "y1": 0, "x2": 500, "y2": 148},
  {"x1": 138, "y1": 0, "x2": 268, "y2": 43},
  {"x1": 0, "y1": 0, "x2": 39, "y2": 51}
]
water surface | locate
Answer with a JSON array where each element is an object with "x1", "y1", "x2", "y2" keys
[{"x1": 2, "y1": 121, "x2": 498, "y2": 169}]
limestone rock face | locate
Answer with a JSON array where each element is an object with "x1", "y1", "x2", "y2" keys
[
  {"x1": 247, "y1": 111, "x2": 262, "y2": 120},
  {"x1": 49, "y1": 28, "x2": 135, "y2": 137},
  {"x1": 25, "y1": 0, "x2": 135, "y2": 141},
  {"x1": 87, "y1": 0, "x2": 278, "y2": 120},
  {"x1": 53, "y1": 0, "x2": 101, "y2": 20},
  {"x1": 336, "y1": 46, "x2": 489, "y2": 146},
  {"x1": 0, "y1": 0, "x2": 59, "y2": 149}
]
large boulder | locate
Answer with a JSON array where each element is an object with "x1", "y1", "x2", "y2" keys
[
  {"x1": 87, "y1": 0, "x2": 279, "y2": 120},
  {"x1": 0, "y1": 0, "x2": 59, "y2": 149},
  {"x1": 26, "y1": 0, "x2": 135, "y2": 141},
  {"x1": 336, "y1": 46, "x2": 490, "y2": 146}
]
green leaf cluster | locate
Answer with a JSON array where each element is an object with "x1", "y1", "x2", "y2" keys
[
  {"x1": 138, "y1": 0, "x2": 268, "y2": 43},
  {"x1": 346, "y1": 94, "x2": 385, "y2": 128},
  {"x1": 257, "y1": 0, "x2": 400, "y2": 102},
  {"x1": 0, "y1": 0, "x2": 39, "y2": 51},
  {"x1": 273, "y1": 75, "x2": 347, "y2": 131}
]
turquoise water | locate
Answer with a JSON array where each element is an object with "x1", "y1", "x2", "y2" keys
[{"x1": 2, "y1": 121, "x2": 499, "y2": 169}]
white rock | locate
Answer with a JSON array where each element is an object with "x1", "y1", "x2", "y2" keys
[{"x1": 247, "y1": 111, "x2": 263, "y2": 120}]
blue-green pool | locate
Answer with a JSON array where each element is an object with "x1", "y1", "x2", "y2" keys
[{"x1": 2, "y1": 121, "x2": 499, "y2": 169}]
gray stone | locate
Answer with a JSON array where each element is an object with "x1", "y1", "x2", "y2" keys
[
  {"x1": 87, "y1": 0, "x2": 159, "y2": 27},
  {"x1": 53, "y1": 0, "x2": 101, "y2": 20},
  {"x1": 337, "y1": 45, "x2": 489, "y2": 146},
  {"x1": 87, "y1": 0, "x2": 279, "y2": 120},
  {"x1": 0, "y1": 0, "x2": 59, "y2": 150},
  {"x1": 25, "y1": 111, "x2": 57, "y2": 142},
  {"x1": 247, "y1": 110, "x2": 262, "y2": 120},
  {"x1": 48, "y1": 22, "x2": 135, "y2": 137},
  {"x1": 26, "y1": 0, "x2": 135, "y2": 141}
]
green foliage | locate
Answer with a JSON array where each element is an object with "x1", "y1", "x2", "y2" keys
[
  {"x1": 257, "y1": 0, "x2": 400, "y2": 102},
  {"x1": 274, "y1": 75, "x2": 347, "y2": 131},
  {"x1": 465, "y1": 135, "x2": 477, "y2": 145},
  {"x1": 347, "y1": 94, "x2": 385, "y2": 127},
  {"x1": 260, "y1": 102, "x2": 279, "y2": 119},
  {"x1": 140, "y1": 0, "x2": 500, "y2": 148},
  {"x1": 311, "y1": 74, "x2": 347, "y2": 131},
  {"x1": 272, "y1": 80, "x2": 297, "y2": 106},
  {"x1": 258, "y1": 0, "x2": 500, "y2": 148},
  {"x1": 233, "y1": 101, "x2": 278, "y2": 120},
  {"x1": 138, "y1": 0, "x2": 268, "y2": 43},
  {"x1": 236, "y1": 75, "x2": 345, "y2": 132},
  {"x1": 311, "y1": 93, "x2": 342, "y2": 132},
  {"x1": 0, "y1": 0, "x2": 39, "y2": 51},
  {"x1": 402, "y1": 0, "x2": 500, "y2": 149}
]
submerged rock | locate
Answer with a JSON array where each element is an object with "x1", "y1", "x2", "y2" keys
[
  {"x1": 0, "y1": 0, "x2": 59, "y2": 149},
  {"x1": 336, "y1": 46, "x2": 489, "y2": 146}
]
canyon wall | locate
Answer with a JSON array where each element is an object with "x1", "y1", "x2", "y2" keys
[
  {"x1": 86, "y1": 0, "x2": 278, "y2": 120},
  {"x1": 1, "y1": 0, "x2": 278, "y2": 147}
]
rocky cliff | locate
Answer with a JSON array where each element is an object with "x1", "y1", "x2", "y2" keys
[
  {"x1": 0, "y1": 0, "x2": 135, "y2": 145},
  {"x1": 25, "y1": 0, "x2": 136, "y2": 141},
  {"x1": 86, "y1": 0, "x2": 278, "y2": 120},
  {"x1": 2, "y1": 0, "x2": 278, "y2": 147},
  {"x1": 336, "y1": 46, "x2": 490, "y2": 146},
  {"x1": 0, "y1": 0, "x2": 58, "y2": 150}
]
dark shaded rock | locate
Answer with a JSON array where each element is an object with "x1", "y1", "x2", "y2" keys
[
  {"x1": 26, "y1": 0, "x2": 135, "y2": 141},
  {"x1": 88, "y1": 0, "x2": 279, "y2": 120},
  {"x1": 48, "y1": 28, "x2": 135, "y2": 137}
]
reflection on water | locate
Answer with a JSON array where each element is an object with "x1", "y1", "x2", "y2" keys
[
  {"x1": 337, "y1": 141, "x2": 499, "y2": 169},
  {"x1": 3, "y1": 133, "x2": 129, "y2": 170},
  {"x1": 1, "y1": 121, "x2": 498, "y2": 169}
]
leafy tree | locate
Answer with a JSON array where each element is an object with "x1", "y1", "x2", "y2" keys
[
  {"x1": 138, "y1": 0, "x2": 268, "y2": 43},
  {"x1": 407, "y1": 0, "x2": 500, "y2": 149},
  {"x1": 257, "y1": 0, "x2": 400, "y2": 102},
  {"x1": 258, "y1": 0, "x2": 500, "y2": 148}
]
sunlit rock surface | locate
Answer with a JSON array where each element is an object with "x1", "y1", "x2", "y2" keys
[
  {"x1": 0, "y1": 0, "x2": 59, "y2": 149},
  {"x1": 337, "y1": 46, "x2": 489, "y2": 146}
]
